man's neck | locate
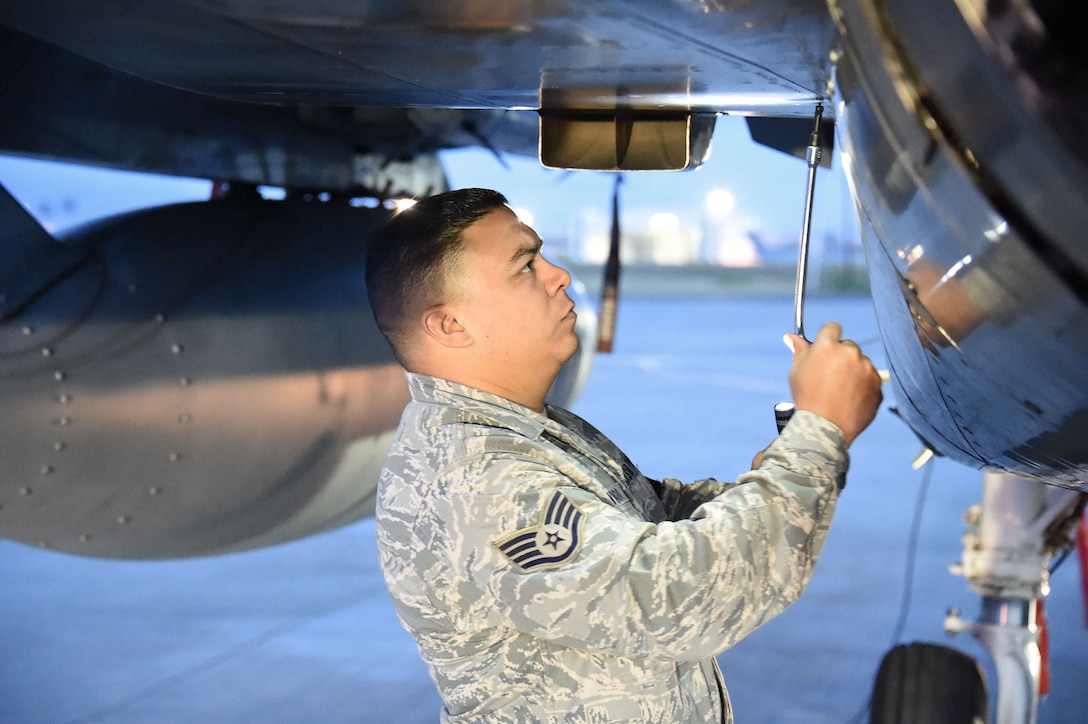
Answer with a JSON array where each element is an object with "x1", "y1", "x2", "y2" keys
[
  {"x1": 451, "y1": 374, "x2": 547, "y2": 412},
  {"x1": 412, "y1": 363, "x2": 549, "y2": 412}
]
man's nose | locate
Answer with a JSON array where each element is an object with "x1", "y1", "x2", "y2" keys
[{"x1": 543, "y1": 255, "x2": 571, "y2": 295}]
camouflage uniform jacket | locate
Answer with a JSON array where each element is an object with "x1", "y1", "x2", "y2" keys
[{"x1": 376, "y1": 373, "x2": 847, "y2": 723}]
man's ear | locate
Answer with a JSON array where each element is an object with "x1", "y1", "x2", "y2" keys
[{"x1": 421, "y1": 305, "x2": 473, "y2": 348}]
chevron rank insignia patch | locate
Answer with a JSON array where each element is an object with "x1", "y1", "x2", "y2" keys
[{"x1": 493, "y1": 490, "x2": 584, "y2": 573}]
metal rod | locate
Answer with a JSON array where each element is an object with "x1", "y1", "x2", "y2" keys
[
  {"x1": 775, "y1": 102, "x2": 825, "y2": 434},
  {"x1": 793, "y1": 102, "x2": 824, "y2": 341}
]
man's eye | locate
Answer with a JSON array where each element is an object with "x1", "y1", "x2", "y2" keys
[{"x1": 521, "y1": 259, "x2": 535, "y2": 273}]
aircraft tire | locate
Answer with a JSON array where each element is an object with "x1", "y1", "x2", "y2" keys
[{"x1": 869, "y1": 642, "x2": 987, "y2": 724}]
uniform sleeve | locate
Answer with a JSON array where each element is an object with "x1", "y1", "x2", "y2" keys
[
  {"x1": 435, "y1": 409, "x2": 846, "y2": 662},
  {"x1": 656, "y1": 476, "x2": 730, "y2": 521}
]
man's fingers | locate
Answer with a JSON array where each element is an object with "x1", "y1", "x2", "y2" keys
[
  {"x1": 839, "y1": 339, "x2": 861, "y2": 353},
  {"x1": 786, "y1": 320, "x2": 885, "y2": 446},
  {"x1": 814, "y1": 322, "x2": 843, "y2": 344}
]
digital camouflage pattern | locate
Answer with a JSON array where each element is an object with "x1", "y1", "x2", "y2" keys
[{"x1": 376, "y1": 373, "x2": 848, "y2": 723}]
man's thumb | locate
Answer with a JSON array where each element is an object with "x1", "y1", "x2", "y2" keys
[{"x1": 783, "y1": 333, "x2": 806, "y2": 357}]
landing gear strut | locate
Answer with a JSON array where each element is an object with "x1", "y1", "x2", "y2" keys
[{"x1": 872, "y1": 471, "x2": 1084, "y2": 724}]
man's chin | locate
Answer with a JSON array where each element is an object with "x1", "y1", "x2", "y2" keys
[
  {"x1": 548, "y1": 340, "x2": 578, "y2": 373},
  {"x1": 563, "y1": 335, "x2": 580, "y2": 360}
]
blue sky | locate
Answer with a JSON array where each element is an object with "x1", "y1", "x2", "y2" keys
[
  {"x1": 0, "y1": 116, "x2": 856, "y2": 249},
  {"x1": 443, "y1": 115, "x2": 855, "y2": 246}
]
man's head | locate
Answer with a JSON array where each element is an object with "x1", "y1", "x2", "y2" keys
[
  {"x1": 366, "y1": 188, "x2": 508, "y2": 363},
  {"x1": 366, "y1": 187, "x2": 579, "y2": 411}
]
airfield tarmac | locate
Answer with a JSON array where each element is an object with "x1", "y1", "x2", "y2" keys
[{"x1": 2, "y1": 293, "x2": 1086, "y2": 723}]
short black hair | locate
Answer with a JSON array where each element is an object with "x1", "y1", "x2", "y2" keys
[{"x1": 365, "y1": 188, "x2": 508, "y2": 363}]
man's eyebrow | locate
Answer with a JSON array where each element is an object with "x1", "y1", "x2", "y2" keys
[{"x1": 508, "y1": 237, "x2": 543, "y2": 266}]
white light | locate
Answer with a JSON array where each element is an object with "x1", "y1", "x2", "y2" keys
[
  {"x1": 942, "y1": 255, "x2": 973, "y2": 282},
  {"x1": 705, "y1": 188, "x2": 735, "y2": 218},
  {"x1": 391, "y1": 198, "x2": 417, "y2": 213},
  {"x1": 984, "y1": 220, "x2": 1008, "y2": 242},
  {"x1": 649, "y1": 212, "x2": 680, "y2": 235},
  {"x1": 511, "y1": 206, "x2": 534, "y2": 227}
]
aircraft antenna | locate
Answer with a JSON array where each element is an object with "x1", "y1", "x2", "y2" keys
[{"x1": 597, "y1": 174, "x2": 623, "y2": 353}]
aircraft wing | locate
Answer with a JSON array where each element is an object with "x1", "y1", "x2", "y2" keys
[
  {"x1": 0, "y1": 0, "x2": 835, "y2": 186},
  {"x1": 1, "y1": 0, "x2": 1086, "y2": 560}
]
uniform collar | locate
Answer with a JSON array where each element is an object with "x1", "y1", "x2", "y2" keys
[
  {"x1": 407, "y1": 372, "x2": 553, "y2": 440},
  {"x1": 408, "y1": 373, "x2": 667, "y2": 523}
]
